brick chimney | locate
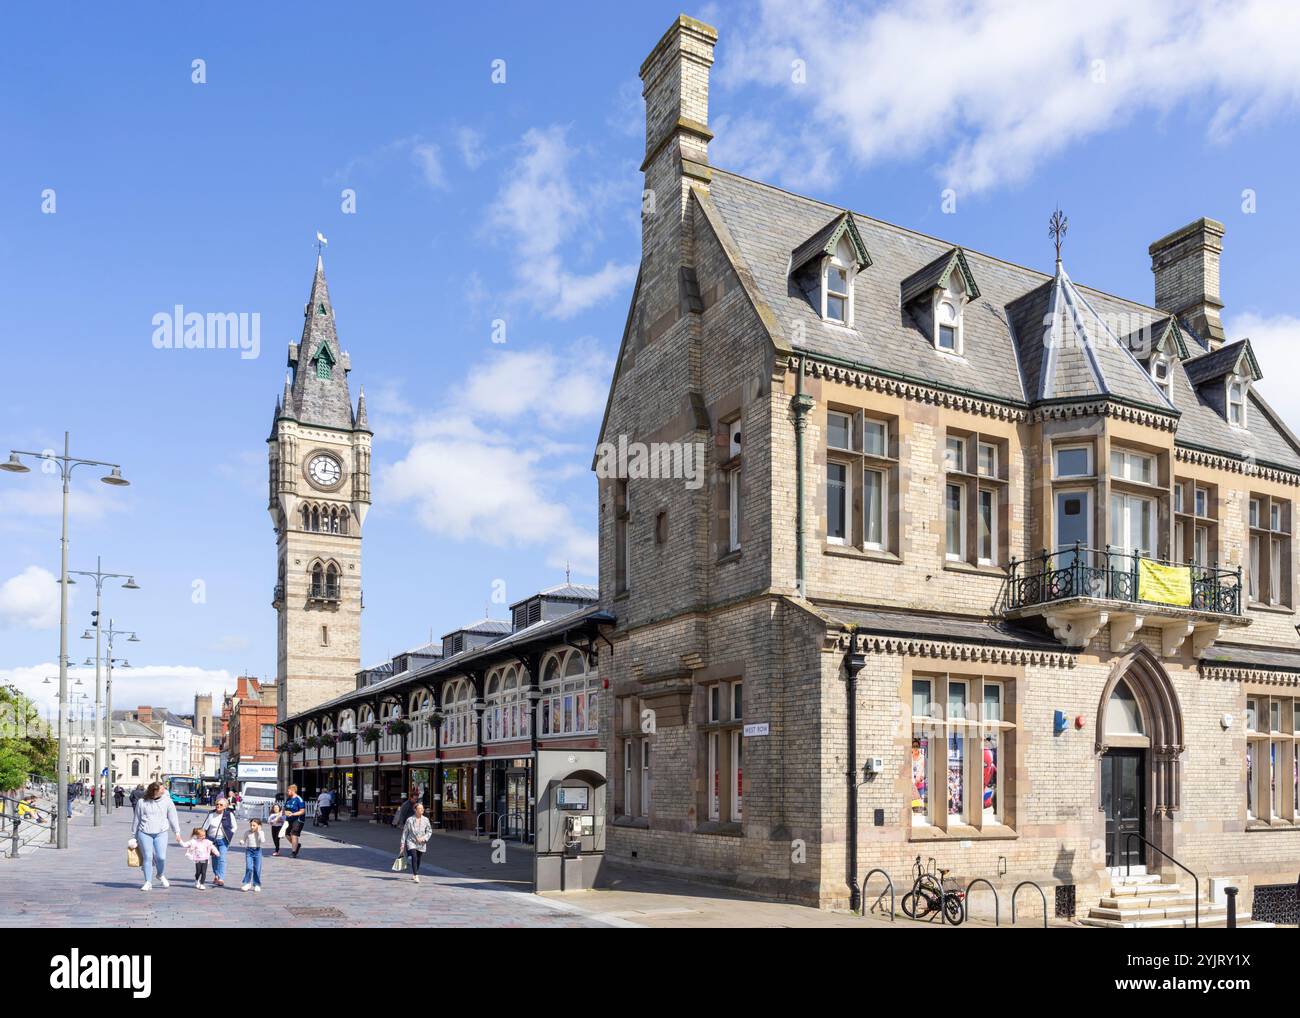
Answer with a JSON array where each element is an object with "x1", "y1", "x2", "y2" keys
[
  {"x1": 639, "y1": 14, "x2": 717, "y2": 327},
  {"x1": 136, "y1": 706, "x2": 153, "y2": 725},
  {"x1": 1149, "y1": 217, "x2": 1226, "y2": 350}
]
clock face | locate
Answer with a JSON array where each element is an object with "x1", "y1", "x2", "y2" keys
[{"x1": 307, "y1": 454, "x2": 342, "y2": 488}]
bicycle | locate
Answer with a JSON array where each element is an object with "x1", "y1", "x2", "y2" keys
[{"x1": 901, "y1": 854, "x2": 965, "y2": 925}]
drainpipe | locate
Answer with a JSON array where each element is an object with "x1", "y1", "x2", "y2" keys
[
  {"x1": 792, "y1": 355, "x2": 814, "y2": 599},
  {"x1": 844, "y1": 632, "x2": 866, "y2": 913}
]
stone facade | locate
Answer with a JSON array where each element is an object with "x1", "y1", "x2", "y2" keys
[
  {"x1": 595, "y1": 15, "x2": 1300, "y2": 914},
  {"x1": 268, "y1": 257, "x2": 372, "y2": 729}
]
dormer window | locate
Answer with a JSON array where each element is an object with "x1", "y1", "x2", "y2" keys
[
  {"x1": 822, "y1": 237, "x2": 854, "y2": 324},
  {"x1": 1227, "y1": 376, "x2": 1247, "y2": 427},
  {"x1": 937, "y1": 301, "x2": 959, "y2": 352},
  {"x1": 932, "y1": 270, "x2": 966, "y2": 355},
  {"x1": 1151, "y1": 356, "x2": 1172, "y2": 401}
]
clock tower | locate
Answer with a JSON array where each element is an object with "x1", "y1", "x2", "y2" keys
[{"x1": 268, "y1": 254, "x2": 371, "y2": 729}]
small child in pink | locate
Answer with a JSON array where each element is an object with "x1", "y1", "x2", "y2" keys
[{"x1": 182, "y1": 827, "x2": 220, "y2": 889}]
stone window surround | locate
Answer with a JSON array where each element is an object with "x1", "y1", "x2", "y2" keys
[
  {"x1": 822, "y1": 404, "x2": 898, "y2": 556},
  {"x1": 944, "y1": 428, "x2": 1009, "y2": 570},
  {"x1": 1243, "y1": 687, "x2": 1299, "y2": 831},
  {"x1": 900, "y1": 658, "x2": 1020, "y2": 842}
]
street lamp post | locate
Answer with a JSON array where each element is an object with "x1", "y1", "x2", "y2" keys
[
  {"x1": 85, "y1": 620, "x2": 136, "y2": 816},
  {"x1": 3, "y1": 432, "x2": 129, "y2": 848},
  {"x1": 72, "y1": 560, "x2": 139, "y2": 824}
]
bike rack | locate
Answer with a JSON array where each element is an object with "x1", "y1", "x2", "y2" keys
[
  {"x1": 861, "y1": 868, "x2": 895, "y2": 921},
  {"x1": 1011, "y1": 880, "x2": 1048, "y2": 928},
  {"x1": 963, "y1": 878, "x2": 999, "y2": 927},
  {"x1": 475, "y1": 811, "x2": 508, "y2": 840}
]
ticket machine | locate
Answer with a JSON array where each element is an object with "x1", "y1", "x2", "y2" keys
[{"x1": 535, "y1": 749, "x2": 606, "y2": 893}]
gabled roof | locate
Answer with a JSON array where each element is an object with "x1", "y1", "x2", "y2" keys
[
  {"x1": 900, "y1": 247, "x2": 981, "y2": 306},
  {"x1": 790, "y1": 211, "x2": 871, "y2": 275},
  {"x1": 1183, "y1": 338, "x2": 1262, "y2": 387},
  {"x1": 442, "y1": 618, "x2": 512, "y2": 640},
  {"x1": 1121, "y1": 316, "x2": 1189, "y2": 362}
]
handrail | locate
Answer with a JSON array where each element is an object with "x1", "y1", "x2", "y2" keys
[
  {"x1": 1006, "y1": 543, "x2": 1241, "y2": 615},
  {"x1": 861, "y1": 868, "x2": 895, "y2": 921},
  {"x1": 1010, "y1": 880, "x2": 1047, "y2": 928},
  {"x1": 1125, "y1": 833, "x2": 1199, "y2": 929},
  {"x1": 963, "y1": 878, "x2": 999, "y2": 926}
]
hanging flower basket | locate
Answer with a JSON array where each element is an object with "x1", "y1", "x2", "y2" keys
[
  {"x1": 318, "y1": 732, "x2": 337, "y2": 747},
  {"x1": 304, "y1": 735, "x2": 321, "y2": 748},
  {"x1": 384, "y1": 719, "x2": 412, "y2": 737},
  {"x1": 335, "y1": 730, "x2": 356, "y2": 742},
  {"x1": 280, "y1": 740, "x2": 302, "y2": 754},
  {"x1": 359, "y1": 725, "x2": 382, "y2": 745}
]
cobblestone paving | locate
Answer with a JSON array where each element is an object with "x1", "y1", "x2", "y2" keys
[{"x1": 0, "y1": 807, "x2": 609, "y2": 928}]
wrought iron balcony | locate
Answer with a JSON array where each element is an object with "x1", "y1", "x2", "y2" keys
[
  {"x1": 1006, "y1": 545, "x2": 1241, "y2": 615},
  {"x1": 309, "y1": 583, "x2": 341, "y2": 603},
  {"x1": 1003, "y1": 544, "x2": 1246, "y2": 654}
]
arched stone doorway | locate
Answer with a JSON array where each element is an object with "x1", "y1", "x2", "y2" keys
[{"x1": 1095, "y1": 647, "x2": 1184, "y2": 870}]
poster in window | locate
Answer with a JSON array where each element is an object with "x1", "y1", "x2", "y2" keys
[
  {"x1": 911, "y1": 735, "x2": 928, "y2": 818},
  {"x1": 575, "y1": 693, "x2": 586, "y2": 733},
  {"x1": 947, "y1": 731, "x2": 964, "y2": 818},
  {"x1": 443, "y1": 767, "x2": 463, "y2": 810},
  {"x1": 982, "y1": 734, "x2": 997, "y2": 817}
]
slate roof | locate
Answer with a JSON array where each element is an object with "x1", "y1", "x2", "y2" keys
[
  {"x1": 704, "y1": 168, "x2": 1300, "y2": 472},
  {"x1": 281, "y1": 256, "x2": 361, "y2": 432},
  {"x1": 1183, "y1": 339, "x2": 1261, "y2": 387},
  {"x1": 285, "y1": 606, "x2": 615, "y2": 722},
  {"x1": 816, "y1": 604, "x2": 1066, "y2": 651},
  {"x1": 1200, "y1": 642, "x2": 1300, "y2": 673},
  {"x1": 899, "y1": 247, "x2": 980, "y2": 306}
]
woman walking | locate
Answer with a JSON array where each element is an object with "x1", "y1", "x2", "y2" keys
[
  {"x1": 131, "y1": 781, "x2": 183, "y2": 891},
  {"x1": 200, "y1": 797, "x2": 238, "y2": 887},
  {"x1": 398, "y1": 802, "x2": 432, "y2": 883}
]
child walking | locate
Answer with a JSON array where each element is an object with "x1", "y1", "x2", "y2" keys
[
  {"x1": 241, "y1": 818, "x2": 267, "y2": 892},
  {"x1": 182, "y1": 827, "x2": 219, "y2": 889},
  {"x1": 267, "y1": 803, "x2": 286, "y2": 856}
]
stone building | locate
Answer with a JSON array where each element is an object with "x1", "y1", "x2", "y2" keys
[
  {"x1": 105, "y1": 719, "x2": 165, "y2": 786},
  {"x1": 268, "y1": 254, "x2": 372, "y2": 733},
  {"x1": 592, "y1": 15, "x2": 1300, "y2": 923},
  {"x1": 115, "y1": 707, "x2": 194, "y2": 777}
]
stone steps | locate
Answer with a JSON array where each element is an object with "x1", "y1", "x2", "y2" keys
[{"x1": 1083, "y1": 876, "x2": 1272, "y2": 928}]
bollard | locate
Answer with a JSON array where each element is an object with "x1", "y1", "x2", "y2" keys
[
  {"x1": 1224, "y1": 886, "x2": 1238, "y2": 929},
  {"x1": 9, "y1": 814, "x2": 17, "y2": 859}
]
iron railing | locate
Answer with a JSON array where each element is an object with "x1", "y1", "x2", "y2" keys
[{"x1": 1005, "y1": 544, "x2": 1241, "y2": 615}]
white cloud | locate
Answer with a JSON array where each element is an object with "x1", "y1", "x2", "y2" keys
[
  {"x1": 1, "y1": 662, "x2": 234, "y2": 718},
  {"x1": 717, "y1": 0, "x2": 1300, "y2": 193},
  {"x1": 455, "y1": 126, "x2": 486, "y2": 169},
  {"x1": 486, "y1": 125, "x2": 636, "y2": 318},
  {"x1": 1228, "y1": 311, "x2": 1300, "y2": 427},
  {"x1": 0, "y1": 566, "x2": 63, "y2": 630},
  {"x1": 379, "y1": 343, "x2": 607, "y2": 575},
  {"x1": 410, "y1": 142, "x2": 446, "y2": 189}
]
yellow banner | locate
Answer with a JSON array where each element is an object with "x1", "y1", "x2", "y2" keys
[{"x1": 1137, "y1": 558, "x2": 1192, "y2": 607}]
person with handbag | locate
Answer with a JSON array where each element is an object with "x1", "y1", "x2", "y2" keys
[
  {"x1": 131, "y1": 781, "x2": 183, "y2": 891},
  {"x1": 267, "y1": 802, "x2": 287, "y2": 855},
  {"x1": 397, "y1": 802, "x2": 433, "y2": 884},
  {"x1": 200, "y1": 797, "x2": 238, "y2": 887}
]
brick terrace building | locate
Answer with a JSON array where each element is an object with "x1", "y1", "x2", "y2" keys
[
  {"x1": 227, "y1": 676, "x2": 279, "y2": 769},
  {"x1": 590, "y1": 15, "x2": 1300, "y2": 918}
]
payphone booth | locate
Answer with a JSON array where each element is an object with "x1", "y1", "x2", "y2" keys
[{"x1": 535, "y1": 748, "x2": 606, "y2": 893}]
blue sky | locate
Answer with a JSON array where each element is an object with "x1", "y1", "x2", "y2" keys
[{"x1": 3, "y1": 0, "x2": 1300, "y2": 714}]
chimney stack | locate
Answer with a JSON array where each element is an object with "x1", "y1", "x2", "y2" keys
[
  {"x1": 1149, "y1": 217, "x2": 1226, "y2": 350},
  {"x1": 639, "y1": 15, "x2": 717, "y2": 325}
]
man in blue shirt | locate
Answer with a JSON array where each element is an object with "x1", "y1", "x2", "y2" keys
[{"x1": 283, "y1": 784, "x2": 306, "y2": 857}]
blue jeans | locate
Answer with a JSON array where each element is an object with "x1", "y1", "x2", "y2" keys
[
  {"x1": 137, "y1": 830, "x2": 169, "y2": 880},
  {"x1": 243, "y1": 848, "x2": 263, "y2": 887},
  {"x1": 212, "y1": 838, "x2": 229, "y2": 881}
]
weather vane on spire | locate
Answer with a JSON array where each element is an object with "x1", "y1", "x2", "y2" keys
[
  {"x1": 315, "y1": 231, "x2": 328, "y2": 257},
  {"x1": 1048, "y1": 207, "x2": 1068, "y2": 267}
]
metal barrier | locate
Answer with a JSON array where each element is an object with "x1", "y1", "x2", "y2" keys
[
  {"x1": 475, "y1": 811, "x2": 506, "y2": 840},
  {"x1": 1011, "y1": 880, "x2": 1048, "y2": 928},
  {"x1": 861, "y1": 868, "x2": 895, "y2": 921},
  {"x1": 2, "y1": 794, "x2": 55, "y2": 858},
  {"x1": 502, "y1": 811, "x2": 527, "y2": 842},
  {"x1": 963, "y1": 878, "x2": 1000, "y2": 926}
]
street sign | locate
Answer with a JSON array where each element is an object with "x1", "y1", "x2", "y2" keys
[{"x1": 743, "y1": 722, "x2": 770, "y2": 737}]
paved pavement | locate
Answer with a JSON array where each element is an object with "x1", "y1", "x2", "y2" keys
[
  {"x1": 2, "y1": 806, "x2": 1064, "y2": 928},
  {"x1": 0, "y1": 806, "x2": 608, "y2": 928}
]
